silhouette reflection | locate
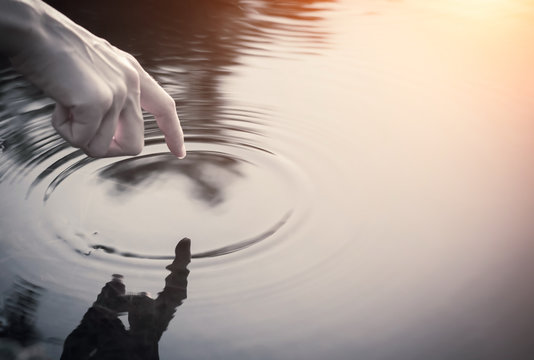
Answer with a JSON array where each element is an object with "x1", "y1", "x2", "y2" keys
[{"x1": 61, "y1": 238, "x2": 191, "y2": 360}]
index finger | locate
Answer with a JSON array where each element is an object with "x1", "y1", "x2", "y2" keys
[{"x1": 137, "y1": 68, "x2": 186, "y2": 159}]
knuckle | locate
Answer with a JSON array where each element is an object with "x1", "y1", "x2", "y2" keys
[
  {"x1": 93, "y1": 39, "x2": 112, "y2": 50},
  {"x1": 163, "y1": 94, "x2": 176, "y2": 112},
  {"x1": 114, "y1": 83, "x2": 128, "y2": 101},
  {"x1": 87, "y1": 88, "x2": 113, "y2": 112},
  {"x1": 123, "y1": 66, "x2": 140, "y2": 93},
  {"x1": 124, "y1": 52, "x2": 137, "y2": 64},
  {"x1": 121, "y1": 51, "x2": 140, "y2": 67}
]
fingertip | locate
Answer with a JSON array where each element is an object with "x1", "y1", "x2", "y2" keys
[
  {"x1": 177, "y1": 143, "x2": 187, "y2": 159},
  {"x1": 166, "y1": 139, "x2": 186, "y2": 159},
  {"x1": 178, "y1": 237, "x2": 191, "y2": 247},
  {"x1": 174, "y1": 238, "x2": 192, "y2": 262}
]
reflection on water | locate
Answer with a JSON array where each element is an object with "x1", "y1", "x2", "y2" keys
[
  {"x1": 1, "y1": 0, "x2": 534, "y2": 359},
  {"x1": 97, "y1": 152, "x2": 243, "y2": 206},
  {"x1": 0, "y1": 278, "x2": 43, "y2": 346},
  {"x1": 61, "y1": 239, "x2": 190, "y2": 360},
  {"x1": 1, "y1": 0, "x2": 333, "y2": 180}
]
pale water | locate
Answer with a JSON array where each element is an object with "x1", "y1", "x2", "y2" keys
[{"x1": 1, "y1": 0, "x2": 534, "y2": 359}]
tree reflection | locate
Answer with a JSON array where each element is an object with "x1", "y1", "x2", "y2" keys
[
  {"x1": 96, "y1": 152, "x2": 243, "y2": 206},
  {"x1": 61, "y1": 238, "x2": 191, "y2": 360},
  {"x1": 46, "y1": 0, "x2": 334, "y2": 133},
  {"x1": 1, "y1": 0, "x2": 333, "y2": 181},
  {"x1": 0, "y1": 278, "x2": 44, "y2": 347}
]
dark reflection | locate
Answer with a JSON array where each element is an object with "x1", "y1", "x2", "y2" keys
[
  {"x1": 0, "y1": 278, "x2": 44, "y2": 347},
  {"x1": 97, "y1": 152, "x2": 242, "y2": 206},
  {"x1": 45, "y1": 0, "x2": 333, "y2": 62},
  {"x1": 61, "y1": 238, "x2": 191, "y2": 360},
  {"x1": 45, "y1": 0, "x2": 334, "y2": 134}
]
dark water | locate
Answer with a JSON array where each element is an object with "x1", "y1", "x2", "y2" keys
[{"x1": 1, "y1": 0, "x2": 534, "y2": 359}]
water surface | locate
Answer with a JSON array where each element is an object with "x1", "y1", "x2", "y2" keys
[{"x1": 1, "y1": 0, "x2": 534, "y2": 359}]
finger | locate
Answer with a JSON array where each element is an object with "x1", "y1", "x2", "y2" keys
[
  {"x1": 51, "y1": 103, "x2": 71, "y2": 140},
  {"x1": 105, "y1": 96, "x2": 144, "y2": 157},
  {"x1": 166, "y1": 238, "x2": 191, "y2": 271},
  {"x1": 137, "y1": 69, "x2": 186, "y2": 159},
  {"x1": 175, "y1": 238, "x2": 191, "y2": 264},
  {"x1": 85, "y1": 98, "x2": 123, "y2": 158},
  {"x1": 52, "y1": 102, "x2": 104, "y2": 150}
]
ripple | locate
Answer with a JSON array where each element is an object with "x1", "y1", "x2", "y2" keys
[{"x1": 31, "y1": 138, "x2": 309, "y2": 262}]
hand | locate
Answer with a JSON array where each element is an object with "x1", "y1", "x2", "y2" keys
[{"x1": 3, "y1": 0, "x2": 186, "y2": 158}]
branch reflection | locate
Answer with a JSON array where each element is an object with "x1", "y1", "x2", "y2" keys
[{"x1": 97, "y1": 152, "x2": 243, "y2": 207}]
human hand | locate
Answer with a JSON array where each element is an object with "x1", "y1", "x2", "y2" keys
[{"x1": 3, "y1": 0, "x2": 186, "y2": 158}]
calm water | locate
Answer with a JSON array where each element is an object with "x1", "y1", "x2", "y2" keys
[{"x1": 1, "y1": 0, "x2": 534, "y2": 359}]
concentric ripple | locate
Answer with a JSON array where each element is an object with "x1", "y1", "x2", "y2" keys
[{"x1": 31, "y1": 137, "x2": 309, "y2": 261}]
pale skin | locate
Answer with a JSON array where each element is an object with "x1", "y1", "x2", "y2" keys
[{"x1": 0, "y1": 0, "x2": 186, "y2": 158}]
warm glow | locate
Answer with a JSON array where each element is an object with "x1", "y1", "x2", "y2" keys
[{"x1": 442, "y1": 0, "x2": 518, "y2": 18}]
